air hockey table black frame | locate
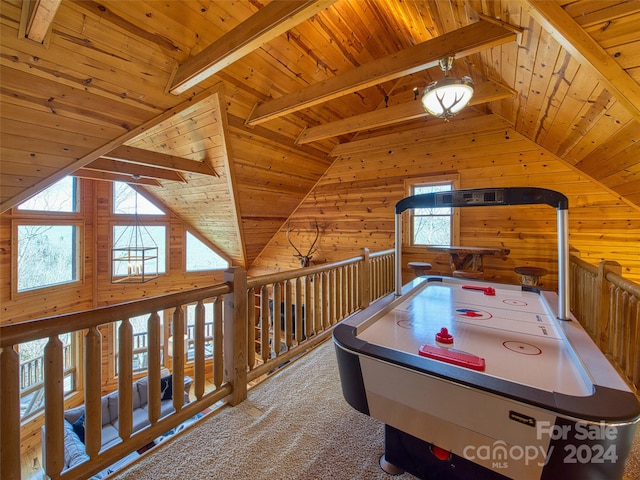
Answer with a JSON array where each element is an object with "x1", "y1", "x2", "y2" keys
[{"x1": 333, "y1": 187, "x2": 640, "y2": 480}]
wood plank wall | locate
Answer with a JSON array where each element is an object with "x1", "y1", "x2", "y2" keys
[{"x1": 250, "y1": 127, "x2": 640, "y2": 288}]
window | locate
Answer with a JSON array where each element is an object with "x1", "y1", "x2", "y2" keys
[
  {"x1": 17, "y1": 223, "x2": 81, "y2": 291},
  {"x1": 186, "y1": 232, "x2": 229, "y2": 271},
  {"x1": 112, "y1": 182, "x2": 167, "y2": 275},
  {"x1": 405, "y1": 176, "x2": 459, "y2": 246},
  {"x1": 113, "y1": 182, "x2": 163, "y2": 215},
  {"x1": 112, "y1": 224, "x2": 167, "y2": 274},
  {"x1": 18, "y1": 176, "x2": 78, "y2": 212},
  {"x1": 14, "y1": 177, "x2": 82, "y2": 293}
]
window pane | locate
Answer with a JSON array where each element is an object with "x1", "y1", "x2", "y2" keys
[
  {"x1": 114, "y1": 182, "x2": 164, "y2": 215},
  {"x1": 186, "y1": 232, "x2": 228, "y2": 271},
  {"x1": 17, "y1": 225, "x2": 79, "y2": 291},
  {"x1": 113, "y1": 225, "x2": 166, "y2": 274},
  {"x1": 414, "y1": 216, "x2": 451, "y2": 244},
  {"x1": 18, "y1": 177, "x2": 77, "y2": 212}
]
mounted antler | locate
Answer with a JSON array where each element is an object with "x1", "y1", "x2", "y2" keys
[{"x1": 286, "y1": 223, "x2": 320, "y2": 267}]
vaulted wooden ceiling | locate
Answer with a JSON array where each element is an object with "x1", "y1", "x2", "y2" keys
[{"x1": 2, "y1": 0, "x2": 639, "y2": 268}]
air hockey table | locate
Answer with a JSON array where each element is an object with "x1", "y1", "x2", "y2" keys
[{"x1": 333, "y1": 187, "x2": 640, "y2": 480}]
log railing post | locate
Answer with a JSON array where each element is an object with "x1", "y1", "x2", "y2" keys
[
  {"x1": 0, "y1": 345, "x2": 21, "y2": 480},
  {"x1": 44, "y1": 336, "x2": 64, "y2": 477},
  {"x1": 84, "y1": 327, "x2": 103, "y2": 458},
  {"x1": 224, "y1": 267, "x2": 248, "y2": 406},
  {"x1": 360, "y1": 248, "x2": 371, "y2": 309},
  {"x1": 596, "y1": 260, "x2": 622, "y2": 352}
]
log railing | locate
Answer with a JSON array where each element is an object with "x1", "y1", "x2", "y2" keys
[
  {"x1": 0, "y1": 248, "x2": 394, "y2": 480},
  {"x1": 570, "y1": 256, "x2": 640, "y2": 393}
]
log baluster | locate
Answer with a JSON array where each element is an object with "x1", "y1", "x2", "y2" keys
[
  {"x1": 213, "y1": 296, "x2": 223, "y2": 389},
  {"x1": 85, "y1": 327, "x2": 102, "y2": 458},
  {"x1": 194, "y1": 300, "x2": 205, "y2": 399},
  {"x1": 118, "y1": 319, "x2": 133, "y2": 440},
  {"x1": 147, "y1": 312, "x2": 161, "y2": 423}
]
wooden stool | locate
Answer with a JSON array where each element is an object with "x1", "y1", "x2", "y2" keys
[
  {"x1": 408, "y1": 262, "x2": 432, "y2": 277},
  {"x1": 514, "y1": 266, "x2": 548, "y2": 286},
  {"x1": 452, "y1": 270, "x2": 483, "y2": 279}
]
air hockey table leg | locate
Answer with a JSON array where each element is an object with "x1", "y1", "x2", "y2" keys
[{"x1": 380, "y1": 453, "x2": 405, "y2": 475}]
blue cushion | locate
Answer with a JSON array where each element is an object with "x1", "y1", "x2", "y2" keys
[
  {"x1": 160, "y1": 375, "x2": 173, "y2": 401},
  {"x1": 72, "y1": 413, "x2": 85, "y2": 443}
]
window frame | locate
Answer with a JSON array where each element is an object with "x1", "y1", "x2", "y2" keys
[{"x1": 403, "y1": 175, "x2": 460, "y2": 250}]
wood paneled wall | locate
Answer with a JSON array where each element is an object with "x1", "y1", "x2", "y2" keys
[{"x1": 251, "y1": 127, "x2": 640, "y2": 288}]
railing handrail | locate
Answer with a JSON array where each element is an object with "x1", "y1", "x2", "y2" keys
[
  {"x1": 0, "y1": 283, "x2": 232, "y2": 348},
  {"x1": 605, "y1": 269, "x2": 640, "y2": 297},
  {"x1": 571, "y1": 254, "x2": 598, "y2": 275},
  {"x1": 246, "y1": 254, "x2": 365, "y2": 288}
]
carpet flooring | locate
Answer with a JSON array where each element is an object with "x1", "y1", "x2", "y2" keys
[{"x1": 111, "y1": 339, "x2": 640, "y2": 480}]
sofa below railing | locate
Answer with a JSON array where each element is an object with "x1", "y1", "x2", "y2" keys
[{"x1": 0, "y1": 248, "x2": 394, "y2": 480}]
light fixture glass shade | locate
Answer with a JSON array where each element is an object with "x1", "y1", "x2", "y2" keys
[{"x1": 421, "y1": 76, "x2": 474, "y2": 119}]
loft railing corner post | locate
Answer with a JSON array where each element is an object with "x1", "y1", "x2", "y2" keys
[
  {"x1": 360, "y1": 248, "x2": 371, "y2": 309},
  {"x1": 223, "y1": 266, "x2": 248, "y2": 406}
]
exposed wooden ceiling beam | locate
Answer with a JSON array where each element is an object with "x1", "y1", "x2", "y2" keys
[
  {"x1": 24, "y1": 0, "x2": 61, "y2": 43},
  {"x1": 168, "y1": 0, "x2": 338, "y2": 95},
  {"x1": 524, "y1": 0, "x2": 640, "y2": 123},
  {"x1": 330, "y1": 113, "x2": 513, "y2": 157},
  {"x1": 246, "y1": 19, "x2": 520, "y2": 126},
  {"x1": 102, "y1": 146, "x2": 219, "y2": 177},
  {"x1": 296, "y1": 80, "x2": 515, "y2": 144},
  {"x1": 72, "y1": 169, "x2": 162, "y2": 186},
  {"x1": 84, "y1": 159, "x2": 187, "y2": 183}
]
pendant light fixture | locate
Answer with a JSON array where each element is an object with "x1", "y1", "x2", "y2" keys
[
  {"x1": 111, "y1": 192, "x2": 158, "y2": 283},
  {"x1": 421, "y1": 56, "x2": 474, "y2": 120}
]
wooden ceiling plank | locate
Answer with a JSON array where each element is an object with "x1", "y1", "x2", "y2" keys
[
  {"x1": 168, "y1": 0, "x2": 338, "y2": 95},
  {"x1": 246, "y1": 19, "x2": 519, "y2": 126},
  {"x1": 24, "y1": 0, "x2": 61, "y2": 43},
  {"x1": 1, "y1": 85, "x2": 223, "y2": 213},
  {"x1": 524, "y1": 0, "x2": 640, "y2": 122},
  {"x1": 570, "y1": 1, "x2": 640, "y2": 28},
  {"x1": 330, "y1": 113, "x2": 513, "y2": 157},
  {"x1": 102, "y1": 145, "x2": 218, "y2": 177},
  {"x1": 84, "y1": 158, "x2": 186, "y2": 183},
  {"x1": 296, "y1": 80, "x2": 515, "y2": 144}
]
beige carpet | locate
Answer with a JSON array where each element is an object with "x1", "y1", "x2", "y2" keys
[
  {"x1": 111, "y1": 340, "x2": 414, "y2": 480},
  {"x1": 111, "y1": 339, "x2": 640, "y2": 480}
]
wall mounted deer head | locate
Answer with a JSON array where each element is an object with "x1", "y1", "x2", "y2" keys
[{"x1": 286, "y1": 223, "x2": 320, "y2": 268}]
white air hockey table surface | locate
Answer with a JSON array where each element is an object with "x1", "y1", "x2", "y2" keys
[{"x1": 334, "y1": 276, "x2": 640, "y2": 480}]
